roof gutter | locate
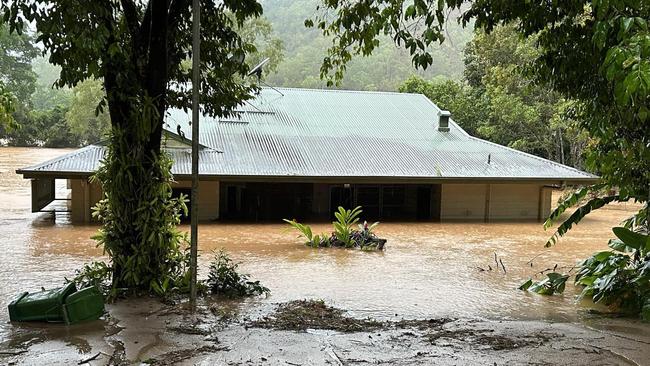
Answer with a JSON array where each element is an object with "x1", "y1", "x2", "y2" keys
[{"x1": 16, "y1": 169, "x2": 600, "y2": 186}]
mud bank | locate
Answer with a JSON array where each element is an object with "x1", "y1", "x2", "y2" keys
[{"x1": 1, "y1": 298, "x2": 649, "y2": 366}]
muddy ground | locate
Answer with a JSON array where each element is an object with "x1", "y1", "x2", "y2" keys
[{"x1": 1, "y1": 298, "x2": 649, "y2": 366}]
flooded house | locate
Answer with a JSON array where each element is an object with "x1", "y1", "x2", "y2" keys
[{"x1": 17, "y1": 88, "x2": 598, "y2": 223}]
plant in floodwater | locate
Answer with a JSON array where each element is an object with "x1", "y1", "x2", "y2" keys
[
  {"x1": 282, "y1": 219, "x2": 329, "y2": 248},
  {"x1": 283, "y1": 207, "x2": 385, "y2": 250},
  {"x1": 534, "y1": 182, "x2": 650, "y2": 320},
  {"x1": 332, "y1": 206, "x2": 362, "y2": 248},
  {"x1": 573, "y1": 227, "x2": 650, "y2": 318},
  {"x1": 522, "y1": 225, "x2": 650, "y2": 320},
  {"x1": 206, "y1": 249, "x2": 269, "y2": 298},
  {"x1": 519, "y1": 272, "x2": 569, "y2": 295}
]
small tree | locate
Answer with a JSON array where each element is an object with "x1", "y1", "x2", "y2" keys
[
  {"x1": 0, "y1": 23, "x2": 38, "y2": 130},
  {"x1": 65, "y1": 79, "x2": 111, "y2": 145},
  {"x1": 0, "y1": 83, "x2": 15, "y2": 128}
]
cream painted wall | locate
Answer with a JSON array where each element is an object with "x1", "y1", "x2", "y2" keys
[
  {"x1": 68, "y1": 178, "x2": 551, "y2": 223},
  {"x1": 70, "y1": 178, "x2": 220, "y2": 223},
  {"x1": 539, "y1": 186, "x2": 553, "y2": 219},
  {"x1": 489, "y1": 184, "x2": 541, "y2": 220},
  {"x1": 440, "y1": 184, "x2": 487, "y2": 220},
  {"x1": 70, "y1": 179, "x2": 102, "y2": 223},
  {"x1": 440, "y1": 183, "x2": 551, "y2": 221},
  {"x1": 174, "y1": 180, "x2": 220, "y2": 221}
]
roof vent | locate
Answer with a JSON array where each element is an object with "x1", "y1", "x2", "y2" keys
[{"x1": 438, "y1": 110, "x2": 451, "y2": 132}]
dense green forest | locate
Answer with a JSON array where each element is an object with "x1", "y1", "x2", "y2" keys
[
  {"x1": 0, "y1": 24, "x2": 108, "y2": 147},
  {"x1": 0, "y1": 0, "x2": 585, "y2": 170}
]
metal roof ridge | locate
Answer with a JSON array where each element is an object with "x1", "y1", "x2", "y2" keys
[
  {"x1": 16, "y1": 145, "x2": 103, "y2": 173},
  {"x1": 262, "y1": 86, "x2": 422, "y2": 96},
  {"x1": 466, "y1": 135, "x2": 599, "y2": 178}
]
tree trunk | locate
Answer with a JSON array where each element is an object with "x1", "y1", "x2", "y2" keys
[{"x1": 97, "y1": 0, "x2": 180, "y2": 291}]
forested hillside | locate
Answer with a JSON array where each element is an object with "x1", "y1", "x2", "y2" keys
[{"x1": 262, "y1": 0, "x2": 471, "y2": 90}]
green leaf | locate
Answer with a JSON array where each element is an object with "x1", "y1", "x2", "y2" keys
[
  {"x1": 612, "y1": 227, "x2": 648, "y2": 252},
  {"x1": 544, "y1": 184, "x2": 605, "y2": 230},
  {"x1": 404, "y1": 5, "x2": 416, "y2": 19},
  {"x1": 608, "y1": 238, "x2": 634, "y2": 253},
  {"x1": 519, "y1": 279, "x2": 533, "y2": 290},
  {"x1": 545, "y1": 194, "x2": 623, "y2": 247}
]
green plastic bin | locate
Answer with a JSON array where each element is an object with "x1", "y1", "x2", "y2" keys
[
  {"x1": 62, "y1": 286, "x2": 105, "y2": 324},
  {"x1": 8, "y1": 282, "x2": 77, "y2": 323}
]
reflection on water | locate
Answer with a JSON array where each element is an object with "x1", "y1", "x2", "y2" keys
[{"x1": 0, "y1": 147, "x2": 644, "y2": 340}]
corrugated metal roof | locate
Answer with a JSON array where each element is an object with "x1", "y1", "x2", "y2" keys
[{"x1": 19, "y1": 87, "x2": 598, "y2": 181}]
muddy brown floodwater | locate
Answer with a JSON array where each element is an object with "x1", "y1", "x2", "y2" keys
[{"x1": 1, "y1": 146, "x2": 649, "y2": 365}]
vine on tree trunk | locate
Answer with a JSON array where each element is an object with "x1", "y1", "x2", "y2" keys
[{"x1": 90, "y1": 101, "x2": 190, "y2": 298}]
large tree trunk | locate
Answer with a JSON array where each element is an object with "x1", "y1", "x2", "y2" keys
[{"x1": 96, "y1": 0, "x2": 183, "y2": 291}]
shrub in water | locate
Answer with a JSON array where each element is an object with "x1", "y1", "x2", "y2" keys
[
  {"x1": 207, "y1": 250, "x2": 269, "y2": 297},
  {"x1": 284, "y1": 206, "x2": 386, "y2": 250}
]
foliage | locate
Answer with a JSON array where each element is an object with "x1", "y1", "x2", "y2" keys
[
  {"x1": 537, "y1": 184, "x2": 649, "y2": 320},
  {"x1": 542, "y1": 184, "x2": 636, "y2": 247},
  {"x1": 91, "y1": 142, "x2": 191, "y2": 296},
  {"x1": 0, "y1": 22, "x2": 37, "y2": 131},
  {"x1": 4, "y1": 105, "x2": 80, "y2": 147},
  {"x1": 237, "y1": 16, "x2": 285, "y2": 78},
  {"x1": 0, "y1": 82, "x2": 16, "y2": 129},
  {"x1": 30, "y1": 56, "x2": 72, "y2": 111},
  {"x1": 399, "y1": 75, "x2": 486, "y2": 136},
  {"x1": 65, "y1": 78, "x2": 111, "y2": 145},
  {"x1": 283, "y1": 219, "x2": 329, "y2": 248},
  {"x1": 69, "y1": 261, "x2": 113, "y2": 297},
  {"x1": 263, "y1": 0, "x2": 471, "y2": 91},
  {"x1": 574, "y1": 227, "x2": 650, "y2": 319},
  {"x1": 206, "y1": 249, "x2": 269, "y2": 298},
  {"x1": 332, "y1": 206, "x2": 362, "y2": 248},
  {"x1": 36, "y1": 106, "x2": 80, "y2": 147},
  {"x1": 0, "y1": 23, "x2": 37, "y2": 103},
  {"x1": 284, "y1": 206, "x2": 384, "y2": 250},
  {"x1": 519, "y1": 272, "x2": 569, "y2": 296},
  {"x1": 523, "y1": 225, "x2": 650, "y2": 320},
  {"x1": 352, "y1": 221, "x2": 382, "y2": 250}
]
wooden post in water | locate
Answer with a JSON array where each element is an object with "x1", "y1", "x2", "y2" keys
[{"x1": 189, "y1": 0, "x2": 200, "y2": 308}]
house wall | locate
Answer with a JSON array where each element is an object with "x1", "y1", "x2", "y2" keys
[
  {"x1": 69, "y1": 178, "x2": 220, "y2": 223},
  {"x1": 539, "y1": 186, "x2": 553, "y2": 219},
  {"x1": 440, "y1": 183, "x2": 551, "y2": 221},
  {"x1": 67, "y1": 178, "x2": 552, "y2": 223},
  {"x1": 440, "y1": 184, "x2": 487, "y2": 220},
  {"x1": 174, "y1": 180, "x2": 220, "y2": 221},
  {"x1": 488, "y1": 184, "x2": 540, "y2": 220},
  {"x1": 70, "y1": 179, "x2": 102, "y2": 223}
]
